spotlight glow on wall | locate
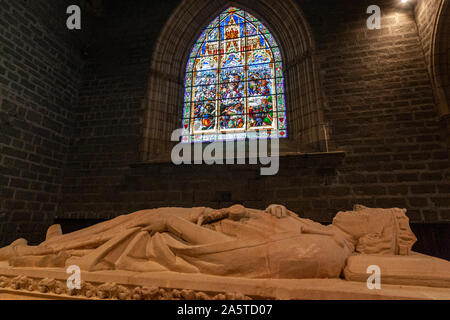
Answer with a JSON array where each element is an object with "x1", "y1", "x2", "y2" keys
[{"x1": 401, "y1": 0, "x2": 408, "y2": 3}]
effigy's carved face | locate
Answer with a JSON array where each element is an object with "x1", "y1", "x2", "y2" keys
[
  {"x1": 332, "y1": 210, "x2": 373, "y2": 239},
  {"x1": 332, "y1": 208, "x2": 417, "y2": 255}
]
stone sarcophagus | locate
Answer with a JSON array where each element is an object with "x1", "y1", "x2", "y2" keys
[{"x1": 0, "y1": 204, "x2": 449, "y2": 300}]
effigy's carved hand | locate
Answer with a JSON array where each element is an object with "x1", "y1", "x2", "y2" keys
[
  {"x1": 196, "y1": 208, "x2": 225, "y2": 226},
  {"x1": 196, "y1": 205, "x2": 248, "y2": 226},
  {"x1": 266, "y1": 204, "x2": 294, "y2": 218},
  {"x1": 227, "y1": 205, "x2": 248, "y2": 221}
]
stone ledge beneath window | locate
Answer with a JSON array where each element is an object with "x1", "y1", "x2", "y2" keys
[{"x1": 130, "y1": 151, "x2": 346, "y2": 168}]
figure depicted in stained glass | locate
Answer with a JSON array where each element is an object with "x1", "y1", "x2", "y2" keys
[{"x1": 183, "y1": 7, "x2": 287, "y2": 142}]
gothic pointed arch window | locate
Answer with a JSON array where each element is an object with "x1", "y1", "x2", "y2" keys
[{"x1": 182, "y1": 7, "x2": 287, "y2": 143}]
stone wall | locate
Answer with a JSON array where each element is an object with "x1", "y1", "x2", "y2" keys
[
  {"x1": 1, "y1": 0, "x2": 449, "y2": 249},
  {"x1": 414, "y1": 0, "x2": 450, "y2": 140},
  {"x1": 58, "y1": 0, "x2": 449, "y2": 228},
  {"x1": 308, "y1": 0, "x2": 450, "y2": 222},
  {"x1": 60, "y1": 0, "x2": 180, "y2": 222},
  {"x1": 0, "y1": 0, "x2": 87, "y2": 244}
]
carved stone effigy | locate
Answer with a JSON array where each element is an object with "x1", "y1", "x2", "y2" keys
[{"x1": 0, "y1": 204, "x2": 449, "y2": 300}]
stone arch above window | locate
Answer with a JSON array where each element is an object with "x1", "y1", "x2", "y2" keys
[
  {"x1": 141, "y1": 0, "x2": 326, "y2": 161},
  {"x1": 431, "y1": 0, "x2": 450, "y2": 119}
]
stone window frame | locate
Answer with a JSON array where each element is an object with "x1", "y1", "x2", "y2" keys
[
  {"x1": 431, "y1": 0, "x2": 450, "y2": 122},
  {"x1": 140, "y1": 0, "x2": 328, "y2": 162}
]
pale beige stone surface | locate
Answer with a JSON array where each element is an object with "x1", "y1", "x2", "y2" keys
[
  {"x1": 0, "y1": 291, "x2": 50, "y2": 300},
  {"x1": 0, "y1": 266, "x2": 449, "y2": 300},
  {"x1": 344, "y1": 253, "x2": 450, "y2": 288},
  {"x1": 0, "y1": 205, "x2": 418, "y2": 277},
  {"x1": 0, "y1": 204, "x2": 448, "y2": 300}
]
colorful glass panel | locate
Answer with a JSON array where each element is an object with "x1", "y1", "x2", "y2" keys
[{"x1": 182, "y1": 7, "x2": 288, "y2": 142}]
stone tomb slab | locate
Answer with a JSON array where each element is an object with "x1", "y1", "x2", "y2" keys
[{"x1": 0, "y1": 262, "x2": 449, "y2": 300}]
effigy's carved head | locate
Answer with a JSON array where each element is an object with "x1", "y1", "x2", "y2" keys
[{"x1": 332, "y1": 206, "x2": 417, "y2": 255}]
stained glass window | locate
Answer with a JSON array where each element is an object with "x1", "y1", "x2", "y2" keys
[{"x1": 182, "y1": 7, "x2": 287, "y2": 143}]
